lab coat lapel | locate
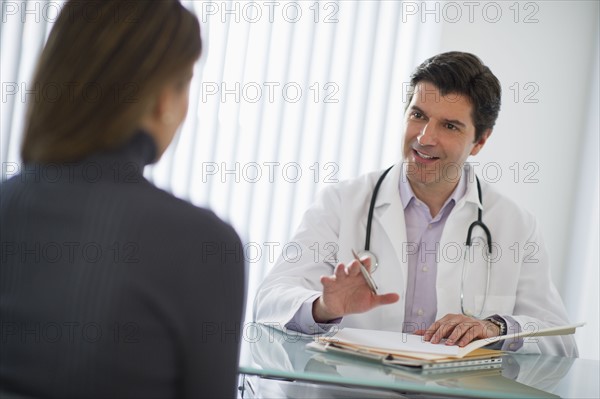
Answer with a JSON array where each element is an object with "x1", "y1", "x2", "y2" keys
[
  {"x1": 437, "y1": 164, "x2": 483, "y2": 317},
  {"x1": 372, "y1": 163, "x2": 408, "y2": 293}
]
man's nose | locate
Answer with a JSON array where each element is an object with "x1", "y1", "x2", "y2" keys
[{"x1": 417, "y1": 123, "x2": 438, "y2": 146}]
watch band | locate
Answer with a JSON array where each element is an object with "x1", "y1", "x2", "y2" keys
[{"x1": 485, "y1": 316, "x2": 507, "y2": 336}]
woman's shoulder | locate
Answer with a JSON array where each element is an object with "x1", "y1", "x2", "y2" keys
[{"x1": 138, "y1": 184, "x2": 239, "y2": 241}]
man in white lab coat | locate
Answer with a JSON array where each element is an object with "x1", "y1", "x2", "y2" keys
[{"x1": 254, "y1": 52, "x2": 577, "y2": 357}]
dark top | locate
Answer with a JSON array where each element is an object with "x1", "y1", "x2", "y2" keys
[{"x1": 0, "y1": 132, "x2": 245, "y2": 398}]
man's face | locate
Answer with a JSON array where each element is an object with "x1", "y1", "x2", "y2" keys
[{"x1": 402, "y1": 81, "x2": 490, "y2": 190}]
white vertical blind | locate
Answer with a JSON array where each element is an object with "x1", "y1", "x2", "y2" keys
[
  {"x1": 0, "y1": 0, "x2": 421, "y2": 321},
  {"x1": 1, "y1": 0, "x2": 62, "y2": 167},
  {"x1": 143, "y1": 1, "x2": 424, "y2": 317}
]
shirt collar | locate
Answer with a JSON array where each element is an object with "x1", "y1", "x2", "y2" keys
[{"x1": 398, "y1": 162, "x2": 468, "y2": 214}]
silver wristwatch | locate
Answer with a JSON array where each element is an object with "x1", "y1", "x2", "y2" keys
[{"x1": 485, "y1": 316, "x2": 507, "y2": 336}]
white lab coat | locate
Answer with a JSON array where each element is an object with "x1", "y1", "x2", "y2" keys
[{"x1": 254, "y1": 163, "x2": 578, "y2": 357}]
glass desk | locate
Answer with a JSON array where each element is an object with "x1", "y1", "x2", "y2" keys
[{"x1": 238, "y1": 324, "x2": 598, "y2": 398}]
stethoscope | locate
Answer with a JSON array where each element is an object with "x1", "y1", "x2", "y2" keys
[{"x1": 358, "y1": 165, "x2": 493, "y2": 319}]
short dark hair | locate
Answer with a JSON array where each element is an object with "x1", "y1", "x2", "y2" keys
[
  {"x1": 406, "y1": 51, "x2": 501, "y2": 142},
  {"x1": 21, "y1": 0, "x2": 202, "y2": 163}
]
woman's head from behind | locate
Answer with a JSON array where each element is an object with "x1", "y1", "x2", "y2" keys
[{"x1": 22, "y1": 0, "x2": 202, "y2": 163}]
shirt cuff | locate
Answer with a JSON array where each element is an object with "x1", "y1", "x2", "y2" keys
[
  {"x1": 500, "y1": 315, "x2": 523, "y2": 351},
  {"x1": 284, "y1": 295, "x2": 342, "y2": 335},
  {"x1": 485, "y1": 315, "x2": 523, "y2": 351}
]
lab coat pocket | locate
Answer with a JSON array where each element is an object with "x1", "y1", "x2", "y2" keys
[{"x1": 474, "y1": 295, "x2": 517, "y2": 316}]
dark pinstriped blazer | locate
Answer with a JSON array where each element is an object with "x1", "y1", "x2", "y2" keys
[{"x1": 0, "y1": 132, "x2": 245, "y2": 398}]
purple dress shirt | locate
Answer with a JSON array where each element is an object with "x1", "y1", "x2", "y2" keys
[{"x1": 399, "y1": 168, "x2": 466, "y2": 334}]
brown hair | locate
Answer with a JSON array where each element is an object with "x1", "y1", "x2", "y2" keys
[
  {"x1": 21, "y1": 0, "x2": 201, "y2": 163},
  {"x1": 406, "y1": 52, "x2": 501, "y2": 142}
]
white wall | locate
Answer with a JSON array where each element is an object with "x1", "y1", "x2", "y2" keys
[
  {"x1": 563, "y1": 15, "x2": 600, "y2": 361},
  {"x1": 427, "y1": 1, "x2": 597, "y2": 291},
  {"x1": 418, "y1": 0, "x2": 598, "y2": 358}
]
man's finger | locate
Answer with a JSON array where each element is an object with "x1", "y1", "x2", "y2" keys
[
  {"x1": 454, "y1": 325, "x2": 480, "y2": 347},
  {"x1": 320, "y1": 275, "x2": 336, "y2": 287},
  {"x1": 334, "y1": 263, "x2": 346, "y2": 278},
  {"x1": 430, "y1": 321, "x2": 459, "y2": 344},
  {"x1": 374, "y1": 293, "x2": 400, "y2": 305},
  {"x1": 346, "y1": 260, "x2": 362, "y2": 277},
  {"x1": 423, "y1": 323, "x2": 439, "y2": 341},
  {"x1": 445, "y1": 323, "x2": 471, "y2": 346}
]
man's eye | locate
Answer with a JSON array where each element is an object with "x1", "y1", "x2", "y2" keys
[
  {"x1": 411, "y1": 112, "x2": 423, "y2": 119},
  {"x1": 445, "y1": 123, "x2": 457, "y2": 130}
]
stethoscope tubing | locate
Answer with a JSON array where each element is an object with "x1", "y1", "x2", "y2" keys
[{"x1": 363, "y1": 165, "x2": 493, "y2": 318}]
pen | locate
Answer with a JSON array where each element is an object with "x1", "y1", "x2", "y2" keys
[{"x1": 351, "y1": 249, "x2": 379, "y2": 295}]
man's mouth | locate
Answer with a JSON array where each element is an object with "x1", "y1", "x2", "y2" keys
[{"x1": 413, "y1": 149, "x2": 439, "y2": 161}]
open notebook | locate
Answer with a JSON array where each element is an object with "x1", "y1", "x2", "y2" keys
[{"x1": 310, "y1": 323, "x2": 584, "y2": 370}]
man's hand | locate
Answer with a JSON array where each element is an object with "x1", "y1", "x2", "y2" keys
[
  {"x1": 415, "y1": 314, "x2": 501, "y2": 347},
  {"x1": 312, "y1": 257, "x2": 399, "y2": 323}
]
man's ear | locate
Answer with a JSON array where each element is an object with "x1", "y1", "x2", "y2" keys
[{"x1": 470, "y1": 129, "x2": 492, "y2": 156}]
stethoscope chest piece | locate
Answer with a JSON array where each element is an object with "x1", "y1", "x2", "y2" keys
[{"x1": 356, "y1": 250, "x2": 378, "y2": 274}]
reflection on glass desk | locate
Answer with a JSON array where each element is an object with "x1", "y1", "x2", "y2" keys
[{"x1": 238, "y1": 324, "x2": 599, "y2": 398}]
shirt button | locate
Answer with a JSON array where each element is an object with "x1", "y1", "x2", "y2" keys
[
  {"x1": 427, "y1": 225, "x2": 432, "y2": 230},
  {"x1": 417, "y1": 309, "x2": 424, "y2": 316},
  {"x1": 422, "y1": 265, "x2": 429, "y2": 272}
]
